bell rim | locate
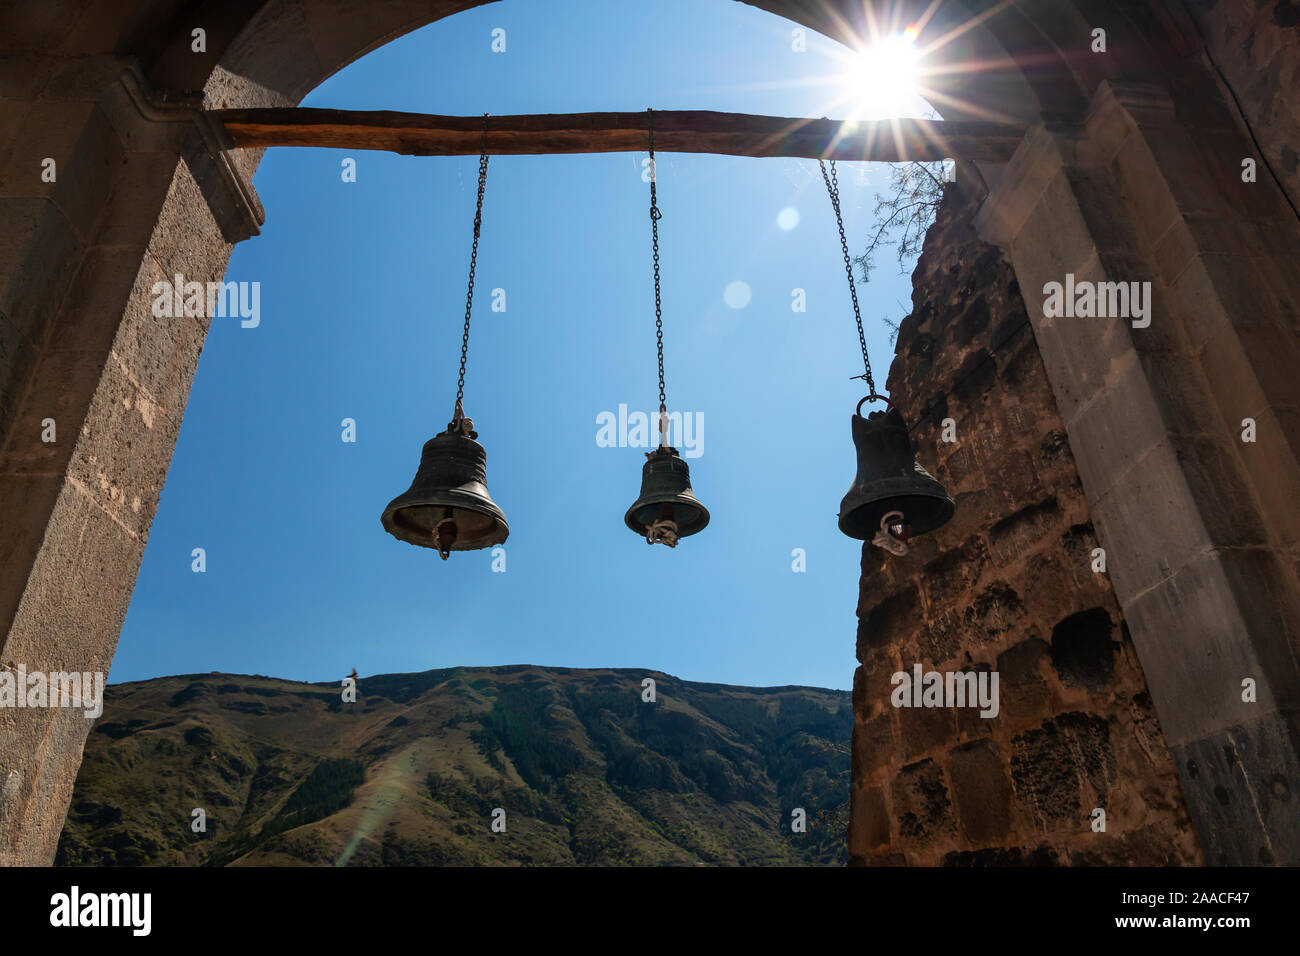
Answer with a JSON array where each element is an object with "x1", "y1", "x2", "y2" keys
[
  {"x1": 623, "y1": 495, "x2": 711, "y2": 538},
  {"x1": 837, "y1": 492, "x2": 955, "y2": 540},
  {"x1": 380, "y1": 490, "x2": 510, "y2": 550},
  {"x1": 380, "y1": 511, "x2": 510, "y2": 551}
]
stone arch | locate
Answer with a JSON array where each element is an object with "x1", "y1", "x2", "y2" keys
[{"x1": 1, "y1": 1, "x2": 1298, "y2": 865}]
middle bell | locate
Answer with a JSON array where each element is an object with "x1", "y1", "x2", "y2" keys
[
  {"x1": 624, "y1": 108, "x2": 709, "y2": 549},
  {"x1": 380, "y1": 412, "x2": 509, "y2": 560},
  {"x1": 625, "y1": 445, "x2": 710, "y2": 548}
]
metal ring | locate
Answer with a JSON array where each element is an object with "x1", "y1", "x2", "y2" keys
[{"x1": 855, "y1": 394, "x2": 894, "y2": 417}]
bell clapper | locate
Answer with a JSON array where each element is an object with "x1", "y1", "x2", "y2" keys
[
  {"x1": 435, "y1": 508, "x2": 458, "y2": 560},
  {"x1": 872, "y1": 510, "x2": 910, "y2": 557},
  {"x1": 645, "y1": 506, "x2": 680, "y2": 548},
  {"x1": 645, "y1": 519, "x2": 679, "y2": 548}
]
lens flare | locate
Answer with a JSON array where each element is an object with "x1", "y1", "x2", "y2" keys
[{"x1": 845, "y1": 31, "x2": 922, "y2": 120}]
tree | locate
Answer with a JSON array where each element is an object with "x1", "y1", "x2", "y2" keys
[{"x1": 854, "y1": 160, "x2": 947, "y2": 341}]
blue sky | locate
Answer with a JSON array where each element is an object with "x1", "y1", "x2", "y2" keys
[{"x1": 113, "y1": 0, "x2": 925, "y2": 691}]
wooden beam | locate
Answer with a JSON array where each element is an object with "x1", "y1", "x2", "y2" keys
[{"x1": 212, "y1": 108, "x2": 1025, "y2": 162}]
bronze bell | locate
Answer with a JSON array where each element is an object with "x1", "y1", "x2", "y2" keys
[
  {"x1": 625, "y1": 445, "x2": 709, "y2": 547},
  {"x1": 839, "y1": 401, "x2": 954, "y2": 543},
  {"x1": 381, "y1": 408, "x2": 508, "y2": 560}
]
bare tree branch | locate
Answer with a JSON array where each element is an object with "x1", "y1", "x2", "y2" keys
[{"x1": 853, "y1": 161, "x2": 947, "y2": 337}]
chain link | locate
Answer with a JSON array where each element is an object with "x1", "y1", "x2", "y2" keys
[
  {"x1": 819, "y1": 158, "x2": 876, "y2": 395},
  {"x1": 455, "y1": 113, "x2": 490, "y2": 411},
  {"x1": 648, "y1": 109, "x2": 666, "y2": 431}
]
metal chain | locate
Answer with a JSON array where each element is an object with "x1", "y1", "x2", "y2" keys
[
  {"x1": 648, "y1": 108, "x2": 666, "y2": 437},
  {"x1": 455, "y1": 113, "x2": 490, "y2": 411},
  {"x1": 819, "y1": 158, "x2": 876, "y2": 395}
]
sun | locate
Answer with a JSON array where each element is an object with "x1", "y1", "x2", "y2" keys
[{"x1": 842, "y1": 26, "x2": 925, "y2": 120}]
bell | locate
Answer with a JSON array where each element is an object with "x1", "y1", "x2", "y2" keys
[
  {"x1": 839, "y1": 403, "x2": 954, "y2": 542},
  {"x1": 381, "y1": 411, "x2": 508, "y2": 560},
  {"x1": 625, "y1": 445, "x2": 710, "y2": 547}
]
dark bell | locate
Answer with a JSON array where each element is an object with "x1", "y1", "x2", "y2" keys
[
  {"x1": 625, "y1": 445, "x2": 709, "y2": 547},
  {"x1": 839, "y1": 404, "x2": 954, "y2": 541},
  {"x1": 381, "y1": 418, "x2": 508, "y2": 560}
]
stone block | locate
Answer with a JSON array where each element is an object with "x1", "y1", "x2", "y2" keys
[
  {"x1": 996, "y1": 637, "x2": 1051, "y2": 718},
  {"x1": 0, "y1": 99, "x2": 95, "y2": 201},
  {"x1": 0, "y1": 348, "x2": 109, "y2": 476},
  {"x1": 1062, "y1": 350, "x2": 1170, "y2": 503},
  {"x1": 1234, "y1": 406, "x2": 1300, "y2": 546},
  {"x1": 948, "y1": 739, "x2": 1013, "y2": 843},
  {"x1": 1171, "y1": 709, "x2": 1300, "y2": 865},
  {"x1": 848, "y1": 785, "x2": 890, "y2": 855},
  {"x1": 0, "y1": 197, "x2": 81, "y2": 340},
  {"x1": 1049, "y1": 608, "x2": 1117, "y2": 691},
  {"x1": 922, "y1": 533, "x2": 989, "y2": 607},
  {"x1": 46, "y1": 103, "x2": 125, "y2": 244},
  {"x1": 1010, "y1": 168, "x2": 1102, "y2": 281},
  {"x1": 1086, "y1": 441, "x2": 1215, "y2": 604},
  {"x1": 3, "y1": 475, "x2": 140, "y2": 668},
  {"x1": 146, "y1": 159, "x2": 232, "y2": 284},
  {"x1": 0, "y1": 472, "x2": 62, "y2": 628},
  {"x1": 987, "y1": 498, "x2": 1059, "y2": 565},
  {"x1": 1135, "y1": 348, "x2": 1224, "y2": 441},
  {"x1": 854, "y1": 651, "x2": 898, "y2": 721},
  {"x1": 0, "y1": 310, "x2": 37, "y2": 451},
  {"x1": 1020, "y1": 552, "x2": 1073, "y2": 632},
  {"x1": 96, "y1": 150, "x2": 181, "y2": 250},
  {"x1": 43, "y1": 243, "x2": 146, "y2": 353},
  {"x1": 65, "y1": 354, "x2": 181, "y2": 540},
  {"x1": 1023, "y1": 268, "x2": 1136, "y2": 424},
  {"x1": 1169, "y1": 432, "x2": 1274, "y2": 548},
  {"x1": 1010, "y1": 711, "x2": 1115, "y2": 832},
  {"x1": 890, "y1": 758, "x2": 955, "y2": 844},
  {"x1": 962, "y1": 581, "x2": 1026, "y2": 645},
  {"x1": 1058, "y1": 522, "x2": 1102, "y2": 589},
  {"x1": 1120, "y1": 549, "x2": 1294, "y2": 747},
  {"x1": 952, "y1": 665, "x2": 1000, "y2": 743},
  {"x1": 105, "y1": 251, "x2": 208, "y2": 415},
  {"x1": 859, "y1": 585, "x2": 921, "y2": 652},
  {"x1": 898, "y1": 698, "x2": 957, "y2": 760},
  {"x1": 917, "y1": 608, "x2": 963, "y2": 667},
  {"x1": 852, "y1": 711, "x2": 894, "y2": 779}
]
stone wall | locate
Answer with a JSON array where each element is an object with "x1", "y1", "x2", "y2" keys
[
  {"x1": 848, "y1": 168, "x2": 1203, "y2": 866},
  {"x1": 1184, "y1": 0, "x2": 1300, "y2": 214},
  {"x1": 0, "y1": 58, "x2": 243, "y2": 864}
]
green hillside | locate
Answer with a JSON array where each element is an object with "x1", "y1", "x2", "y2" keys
[{"x1": 55, "y1": 665, "x2": 851, "y2": 866}]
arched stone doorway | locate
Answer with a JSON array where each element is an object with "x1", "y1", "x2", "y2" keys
[{"x1": 1, "y1": 0, "x2": 1297, "y2": 866}]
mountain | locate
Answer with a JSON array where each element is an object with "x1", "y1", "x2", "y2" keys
[{"x1": 55, "y1": 665, "x2": 851, "y2": 866}]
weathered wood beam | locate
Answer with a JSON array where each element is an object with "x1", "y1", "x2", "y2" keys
[{"x1": 212, "y1": 108, "x2": 1025, "y2": 162}]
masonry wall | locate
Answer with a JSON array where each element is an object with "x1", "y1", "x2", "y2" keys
[
  {"x1": 1185, "y1": 0, "x2": 1300, "y2": 214},
  {"x1": 848, "y1": 170, "x2": 1203, "y2": 866}
]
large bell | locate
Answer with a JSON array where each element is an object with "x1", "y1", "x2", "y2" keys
[
  {"x1": 381, "y1": 413, "x2": 508, "y2": 560},
  {"x1": 839, "y1": 402, "x2": 954, "y2": 542},
  {"x1": 625, "y1": 445, "x2": 709, "y2": 547}
]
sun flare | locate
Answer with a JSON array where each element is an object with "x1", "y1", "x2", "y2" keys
[{"x1": 842, "y1": 27, "x2": 924, "y2": 120}]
